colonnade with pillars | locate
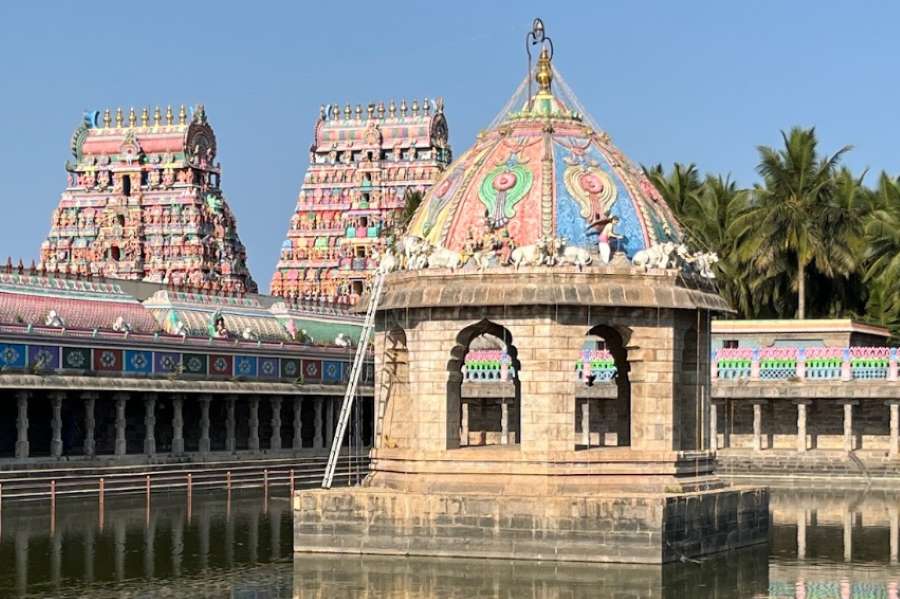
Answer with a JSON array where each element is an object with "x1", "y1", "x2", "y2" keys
[
  {"x1": 3, "y1": 390, "x2": 358, "y2": 460},
  {"x1": 711, "y1": 398, "x2": 900, "y2": 455}
]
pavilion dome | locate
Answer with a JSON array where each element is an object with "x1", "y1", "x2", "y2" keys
[{"x1": 406, "y1": 48, "x2": 683, "y2": 259}]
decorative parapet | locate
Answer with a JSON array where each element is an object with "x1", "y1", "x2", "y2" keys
[
  {"x1": 575, "y1": 349, "x2": 616, "y2": 383},
  {"x1": 0, "y1": 336, "x2": 372, "y2": 386},
  {"x1": 712, "y1": 346, "x2": 897, "y2": 383},
  {"x1": 462, "y1": 350, "x2": 513, "y2": 382}
]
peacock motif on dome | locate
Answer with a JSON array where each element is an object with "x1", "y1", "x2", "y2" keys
[{"x1": 478, "y1": 154, "x2": 533, "y2": 229}]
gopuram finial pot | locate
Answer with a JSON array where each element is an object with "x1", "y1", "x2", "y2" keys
[{"x1": 294, "y1": 20, "x2": 767, "y2": 564}]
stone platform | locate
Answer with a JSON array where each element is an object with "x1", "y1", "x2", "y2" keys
[{"x1": 293, "y1": 485, "x2": 768, "y2": 564}]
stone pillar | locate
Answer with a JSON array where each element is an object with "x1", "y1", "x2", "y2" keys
[
  {"x1": 891, "y1": 506, "x2": 899, "y2": 565},
  {"x1": 114, "y1": 393, "x2": 128, "y2": 456},
  {"x1": 313, "y1": 398, "x2": 324, "y2": 449},
  {"x1": 460, "y1": 401, "x2": 469, "y2": 446},
  {"x1": 172, "y1": 395, "x2": 184, "y2": 455},
  {"x1": 15, "y1": 391, "x2": 29, "y2": 459},
  {"x1": 199, "y1": 508, "x2": 210, "y2": 570},
  {"x1": 270, "y1": 396, "x2": 282, "y2": 450},
  {"x1": 83, "y1": 392, "x2": 97, "y2": 458},
  {"x1": 797, "y1": 509, "x2": 807, "y2": 560},
  {"x1": 292, "y1": 397, "x2": 303, "y2": 450},
  {"x1": 842, "y1": 400, "x2": 857, "y2": 453},
  {"x1": 226, "y1": 395, "x2": 236, "y2": 453},
  {"x1": 752, "y1": 401, "x2": 764, "y2": 452},
  {"x1": 198, "y1": 395, "x2": 211, "y2": 455},
  {"x1": 501, "y1": 399, "x2": 510, "y2": 445},
  {"x1": 15, "y1": 529, "x2": 28, "y2": 594},
  {"x1": 50, "y1": 531, "x2": 62, "y2": 588},
  {"x1": 843, "y1": 511, "x2": 853, "y2": 562},
  {"x1": 248, "y1": 396, "x2": 260, "y2": 451},
  {"x1": 171, "y1": 511, "x2": 184, "y2": 577},
  {"x1": 325, "y1": 398, "x2": 335, "y2": 449},
  {"x1": 248, "y1": 507, "x2": 259, "y2": 563},
  {"x1": 796, "y1": 400, "x2": 811, "y2": 453},
  {"x1": 50, "y1": 391, "x2": 64, "y2": 459},
  {"x1": 114, "y1": 517, "x2": 126, "y2": 581},
  {"x1": 580, "y1": 400, "x2": 590, "y2": 447},
  {"x1": 143, "y1": 394, "x2": 157, "y2": 456},
  {"x1": 889, "y1": 401, "x2": 900, "y2": 459},
  {"x1": 83, "y1": 523, "x2": 95, "y2": 582},
  {"x1": 709, "y1": 401, "x2": 719, "y2": 453},
  {"x1": 143, "y1": 512, "x2": 156, "y2": 578}
]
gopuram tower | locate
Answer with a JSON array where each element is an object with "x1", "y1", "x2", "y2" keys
[
  {"x1": 294, "y1": 21, "x2": 768, "y2": 564},
  {"x1": 269, "y1": 98, "x2": 451, "y2": 303},
  {"x1": 40, "y1": 105, "x2": 257, "y2": 294}
]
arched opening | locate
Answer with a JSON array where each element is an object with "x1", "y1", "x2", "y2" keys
[
  {"x1": 377, "y1": 327, "x2": 408, "y2": 449},
  {"x1": 448, "y1": 319, "x2": 521, "y2": 449},
  {"x1": 575, "y1": 325, "x2": 631, "y2": 448},
  {"x1": 676, "y1": 324, "x2": 705, "y2": 451},
  {"x1": 122, "y1": 175, "x2": 131, "y2": 197},
  {"x1": 115, "y1": 214, "x2": 125, "y2": 227},
  {"x1": 109, "y1": 246, "x2": 121, "y2": 261}
]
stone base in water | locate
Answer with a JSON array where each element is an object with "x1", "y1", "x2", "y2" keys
[{"x1": 293, "y1": 486, "x2": 768, "y2": 564}]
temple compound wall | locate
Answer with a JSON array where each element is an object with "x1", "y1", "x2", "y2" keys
[
  {"x1": 0, "y1": 269, "x2": 373, "y2": 477},
  {"x1": 708, "y1": 319, "x2": 900, "y2": 478}
]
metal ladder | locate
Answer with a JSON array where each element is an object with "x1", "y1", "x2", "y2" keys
[{"x1": 321, "y1": 271, "x2": 385, "y2": 489}]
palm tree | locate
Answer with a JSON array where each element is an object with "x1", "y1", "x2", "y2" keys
[
  {"x1": 864, "y1": 174, "x2": 900, "y2": 333},
  {"x1": 730, "y1": 127, "x2": 851, "y2": 319},
  {"x1": 644, "y1": 163, "x2": 702, "y2": 217}
]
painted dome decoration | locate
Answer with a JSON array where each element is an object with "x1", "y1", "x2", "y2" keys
[{"x1": 402, "y1": 28, "x2": 709, "y2": 275}]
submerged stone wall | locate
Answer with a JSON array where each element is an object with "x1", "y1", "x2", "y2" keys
[{"x1": 293, "y1": 486, "x2": 768, "y2": 564}]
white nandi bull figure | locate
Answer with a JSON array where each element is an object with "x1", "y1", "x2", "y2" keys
[
  {"x1": 511, "y1": 236, "x2": 549, "y2": 270},
  {"x1": 632, "y1": 241, "x2": 677, "y2": 270},
  {"x1": 427, "y1": 247, "x2": 464, "y2": 271},
  {"x1": 399, "y1": 236, "x2": 429, "y2": 270}
]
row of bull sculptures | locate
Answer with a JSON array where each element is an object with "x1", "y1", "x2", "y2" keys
[{"x1": 376, "y1": 236, "x2": 719, "y2": 279}]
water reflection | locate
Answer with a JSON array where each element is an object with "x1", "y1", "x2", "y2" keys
[{"x1": 0, "y1": 485, "x2": 899, "y2": 597}]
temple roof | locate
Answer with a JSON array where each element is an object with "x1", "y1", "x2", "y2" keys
[
  {"x1": 313, "y1": 98, "x2": 449, "y2": 153},
  {"x1": 406, "y1": 48, "x2": 683, "y2": 258},
  {"x1": 72, "y1": 105, "x2": 215, "y2": 165}
]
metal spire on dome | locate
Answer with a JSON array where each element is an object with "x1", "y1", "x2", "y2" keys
[
  {"x1": 525, "y1": 18, "x2": 553, "y2": 106},
  {"x1": 487, "y1": 20, "x2": 603, "y2": 132}
]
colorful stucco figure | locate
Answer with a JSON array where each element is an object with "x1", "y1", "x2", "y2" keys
[
  {"x1": 269, "y1": 98, "x2": 452, "y2": 303},
  {"x1": 41, "y1": 104, "x2": 257, "y2": 294}
]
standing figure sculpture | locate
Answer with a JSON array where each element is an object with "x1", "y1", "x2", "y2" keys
[{"x1": 586, "y1": 213, "x2": 621, "y2": 264}]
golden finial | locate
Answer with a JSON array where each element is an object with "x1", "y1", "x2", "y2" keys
[
  {"x1": 343, "y1": 104, "x2": 352, "y2": 119},
  {"x1": 400, "y1": 98, "x2": 408, "y2": 116},
  {"x1": 153, "y1": 106, "x2": 161, "y2": 125},
  {"x1": 115, "y1": 107, "x2": 123, "y2": 127},
  {"x1": 536, "y1": 47, "x2": 552, "y2": 93},
  {"x1": 355, "y1": 104, "x2": 362, "y2": 119},
  {"x1": 128, "y1": 107, "x2": 136, "y2": 127},
  {"x1": 423, "y1": 98, "x2": 431, "y2": 115},
  {"x1": 178, "y1": 104, "x2": 187, "y2": 125},
  {"x1": 141, "y1": 106, "x2": 149, "y2": 127},
  {"x1": 367, "y1": 103, "x2": 375, "y2": 119},
  {"x1": 103, "y1": 109, "x2": 111, "y2": 128},
  {"x1": 388, "y1": 99, "x2": 396, "y2": 117},
  {"x1": 377, "y1": 102, "x2": 385, "y2": 118},
  {"x1": 411, "y1": 99, "x2": 419, "y2": 115},
  {"x1": 165, "y1": 105, "x2": 173, "y2": 125},
  {"x1": 320, "y1": 104, "x2": 326, "y2": 120}
]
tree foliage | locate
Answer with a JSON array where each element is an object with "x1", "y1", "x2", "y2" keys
[{"x1": 646, "y1": 127, "x2": 899, "y2": 336}]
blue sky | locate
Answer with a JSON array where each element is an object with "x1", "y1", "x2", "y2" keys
[{"x1": 0, "y1": 1, "x2": 896, "y2": 289}]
